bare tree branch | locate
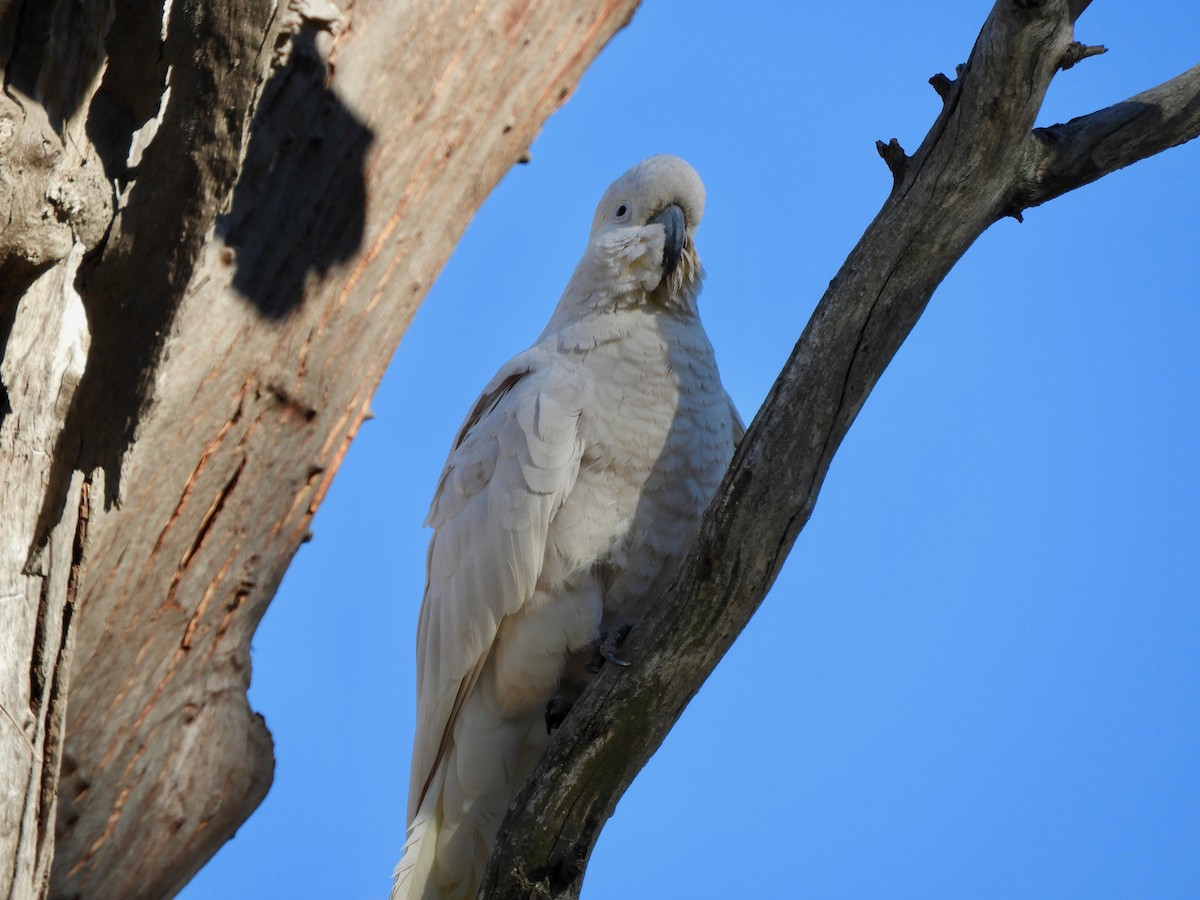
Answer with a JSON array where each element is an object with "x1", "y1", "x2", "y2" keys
[
  {"x1": 481, "y1": 2, "x2": 1200, "y2": 897},
  {"x1": 1024, "y1": 62, "x2": 1200, "y2": 209}
]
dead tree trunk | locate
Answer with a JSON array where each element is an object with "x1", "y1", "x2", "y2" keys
[
  {"x1": 0, "y1": 1, "x2": 639, "y2": 898},
  {"x1": 481, "y1": 2, "x2": 1200, "y2": 897}
]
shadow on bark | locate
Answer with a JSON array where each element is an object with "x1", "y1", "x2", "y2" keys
[
  {"x1": 0, "y1": 0, "x2": 112, "y2": 132},
  {"x1": 218, "y1": 28, "x2": 373, "y2": 320},
  {"x1": 0, "y1": 0, "x2": 129, "y2": 428},
  {"x1": 27, "y1": 21, "x2": 370, "y2": 550}
]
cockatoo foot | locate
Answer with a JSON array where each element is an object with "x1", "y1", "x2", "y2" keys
[{"x1": 585, "y1": 623, "x2": 634, "y2": 673}]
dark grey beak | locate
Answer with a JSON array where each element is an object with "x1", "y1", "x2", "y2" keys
[{"x1": 648, "y1": 203, "x2": 686, "y2": 277}]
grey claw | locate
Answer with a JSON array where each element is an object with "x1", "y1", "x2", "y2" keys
[
  {"x1": 601, "y1": 623, "x2": 633, "y2": 667},
  {"x1": 584, "y1": 623, "x2": 635, "y2": 673}
]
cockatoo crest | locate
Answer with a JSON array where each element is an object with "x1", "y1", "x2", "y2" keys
[
  {"x1": 589, "y1": 153, "x2": 705, "y2": 240},
  {"x1": 543, "y1": 155, "x2": 708, "y2": 336}
]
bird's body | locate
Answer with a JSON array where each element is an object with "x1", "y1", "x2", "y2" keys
[{"x1": 393, "y1": 156, "x2": 741, "y2": 900}]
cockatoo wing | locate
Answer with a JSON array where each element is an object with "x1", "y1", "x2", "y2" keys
[{"x1": 407, "y1": 349, "x2": 585, "y2": 819}]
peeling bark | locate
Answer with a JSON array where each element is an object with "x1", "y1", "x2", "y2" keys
[
  {"x1": 0, "y1": 242, "x2": 92, "y2": 900},
  {"x1": 0, "y1": 0, "x2": 640, "y2": 897}
]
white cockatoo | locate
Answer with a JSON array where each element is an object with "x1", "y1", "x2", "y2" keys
[{"x1": 392, "y1": 155, "x2": 743, "y2": 900}]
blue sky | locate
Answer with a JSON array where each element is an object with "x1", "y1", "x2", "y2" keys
[{"x1": 182, "y1": 2, "x2": 1199, "y2": 898}]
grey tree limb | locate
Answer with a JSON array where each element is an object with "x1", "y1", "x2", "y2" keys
[
  {"x1": 482, "y1": 2, "x2": 1200, "y2": 897},
  {"x1": 1025, "y1": 62, "x2": 1200, "y2": 210}
]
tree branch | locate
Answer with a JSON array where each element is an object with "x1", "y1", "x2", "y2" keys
[
  {"x1": 482, "y1": 2, "x2": 1200, "y2": 897},
  {"x1": 1023, "y1": 62, "x2": 1200, "y2": 210}
]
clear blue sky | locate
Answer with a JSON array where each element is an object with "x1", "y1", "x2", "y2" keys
[{"x1": 182, "y1": 2, "x2": 1199, "y2": 898}]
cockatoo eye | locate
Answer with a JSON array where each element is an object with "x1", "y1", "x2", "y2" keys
[{"x1": 614, "y1": 203, "x2": 629, "y2": 220}]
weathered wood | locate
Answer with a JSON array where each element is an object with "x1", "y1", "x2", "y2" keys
[
  {"x1": 1025, "y1": 62, "x2": 1200, "y2": 209},
  {"x1": 481, "y1": 3, "x2": 1200, "y2": 897},
  {"x1": 0, "y1": 246, "x2": 92, "y2": 900},
  {"x1": 0, "y1": 0, "x2": 640, "y2": 897},
  {"x1": 1, "y1": 2, "x2": 122, "y2": 894}
]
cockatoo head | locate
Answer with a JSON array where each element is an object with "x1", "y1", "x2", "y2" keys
[{"x1": 586, "y1": 154, "x2": 707, "y2": 309}]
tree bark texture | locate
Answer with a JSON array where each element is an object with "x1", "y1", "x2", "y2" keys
[
  {"x1": 0, "y1": 1, "x2": 640, "y2": 898},
  {"x1": 482, "y1": 2, "x2": 1200, "y2": 897}
]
